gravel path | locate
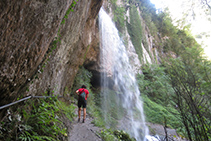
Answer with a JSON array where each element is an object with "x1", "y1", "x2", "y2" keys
[{"x1": 68, "y1": 110, "x2": 102, "y2": 141}]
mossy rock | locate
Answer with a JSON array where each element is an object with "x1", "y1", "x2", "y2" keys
[{"x1": 113, "y1": 130, "x2": 136, "y2": 141}]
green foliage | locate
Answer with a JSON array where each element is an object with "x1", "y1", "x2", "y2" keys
[
  {"x1": 100, "y1": 129, "x2": 136, "y2": 141},
  {"x1": 109, "y1": 0, "x2": 126, "y2": 33},
  {"x1": 177, "y1": 29, "x2": 198, "y2": 48},
  {"x1": 61, "y1": 0, "x2": 78, "y2": 24},
  {"x1": 113, "y1": 130, "x2": 136, "y2": 141},
  {"x1": 91, "y1": 109, "x2": 105, "y2": 127},
  {"x1": 71, "y1": 66, "x2": 93, "y2": 93},
  {"x1": 137, "y1": 63, "x2": 183, "y2": 131},
  {"x1": 88, "y1": 91, "x2": 106, "y2": 127},
  {"x1": 142, "y1": 95, "x2": 181, "y2": 129},
  {"x1": 153, "y1": 9, "x2": 199, "y2": 55},
  {"x1": 156, "y1": 10, "x2": 178, "y2": 37},
  {"x1": 138, "y1": 0, "x2": 158, "y2": 35},
  {"x1": 113, "y1": 6, "x2": 126, "y2": 32},
  {"x1": 137, "y1": 53, "x2": 211, "y2": 139},
  {"x1": 0, "y1": 97, "x2": 75, "y2": 141},
  {"x1": 138, "y1": 64, "x2": 174, "y2": 105},
  {"x1": 100, "y1": 129, "x2": 117, "y2": 141},
  {"x1": 127, "y1": 6, "x2": 143, "y2": 63},
  {"x1": 163, "y1": 54, "x2": 211, "y2": 140}
]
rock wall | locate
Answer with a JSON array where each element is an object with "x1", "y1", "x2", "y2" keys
[
  {"x1": 102, "y1": 0, "x2": 159, "y2": 74},
  {"x1": 0, "y1": 0, "x2": 103, "y2": 115}
]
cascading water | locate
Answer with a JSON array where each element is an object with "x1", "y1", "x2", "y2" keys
[{"x1": 99, "y1": 8, "x2": 150, "y2": 141}]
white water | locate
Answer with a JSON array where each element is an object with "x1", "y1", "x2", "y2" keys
[{"x1": 99, "y1": 8, "x2": 150, "y2": 141}]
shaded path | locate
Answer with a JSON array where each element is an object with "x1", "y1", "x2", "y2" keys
[{"x1": 68, "y1": 110, "x2": 102, "y2": 141}]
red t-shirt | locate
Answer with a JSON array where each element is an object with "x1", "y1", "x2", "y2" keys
[{"x1": 78, "y1": 88, "x2": 89, "y2": 100}]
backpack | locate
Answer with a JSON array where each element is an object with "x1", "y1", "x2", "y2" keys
[{"x1": 79, "y1": 89, "x2": 86, "y2": 101}]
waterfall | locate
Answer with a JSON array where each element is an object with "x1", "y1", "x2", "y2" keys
[{"x1": 99, "y1": 8, "x2": 149, "y2": 141}]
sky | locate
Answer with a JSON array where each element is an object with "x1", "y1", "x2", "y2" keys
[{"x1": 150, "y1": 0, "x2": 211, "y2": 59}]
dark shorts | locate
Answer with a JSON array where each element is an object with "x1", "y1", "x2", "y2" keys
[{"x1": 78, "y1": 99, "x2": 87, "y2": 108}]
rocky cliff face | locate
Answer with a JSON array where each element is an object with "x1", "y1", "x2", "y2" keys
[
  {"x1": 102, "y1": 0, "x2": 160, "y2": 74},
  {"x1": 0, "y1": 0, "x2": 103, "y2": 114},
  {"x1": 0, "y1": 0, "x2": 159, "y2": 117}
]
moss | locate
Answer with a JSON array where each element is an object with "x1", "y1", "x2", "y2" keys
[
  {"x1": 110, "y1": 0, "x2": 126, "y2": 33},
  {"x1": 113, "y1": 6, "x2": 126, "y2": 32},
  {"x1": 113, "y1": 130, "x2": 136, "y2": 141},
  {"x1": 126, "y1": 5, "x2": 143, "y2": 63}
]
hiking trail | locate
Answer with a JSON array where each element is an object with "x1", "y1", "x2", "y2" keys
[{"x1": 68, "y1": 108, "x2": 102, "y2": 141}]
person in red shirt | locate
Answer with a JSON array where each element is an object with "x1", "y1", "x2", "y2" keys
[{"x1": 76, "y1": 85, "x2": 89, "y2": 123}]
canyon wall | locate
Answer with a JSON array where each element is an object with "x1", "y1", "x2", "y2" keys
[
  {"x1": 0, "y1": 0, "x2": 159, "y2": 117},
  {"x1": 0, "y1": 0, "x2": 103, "y2": 116}
]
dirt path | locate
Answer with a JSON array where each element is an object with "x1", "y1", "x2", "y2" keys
[{"x1": 68, "y1": 110, "x2": 102, "y2": 141}]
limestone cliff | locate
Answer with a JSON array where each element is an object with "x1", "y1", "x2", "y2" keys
[
  {"x1": 0, "y1": 0, "x2": 103, "y2": 116},
  {"x1": 0, "y1": 0, "x2": 161, "y2": 113},
  {"x1": 102, "y1": 0, "x2": 161, "y2": 73}
]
